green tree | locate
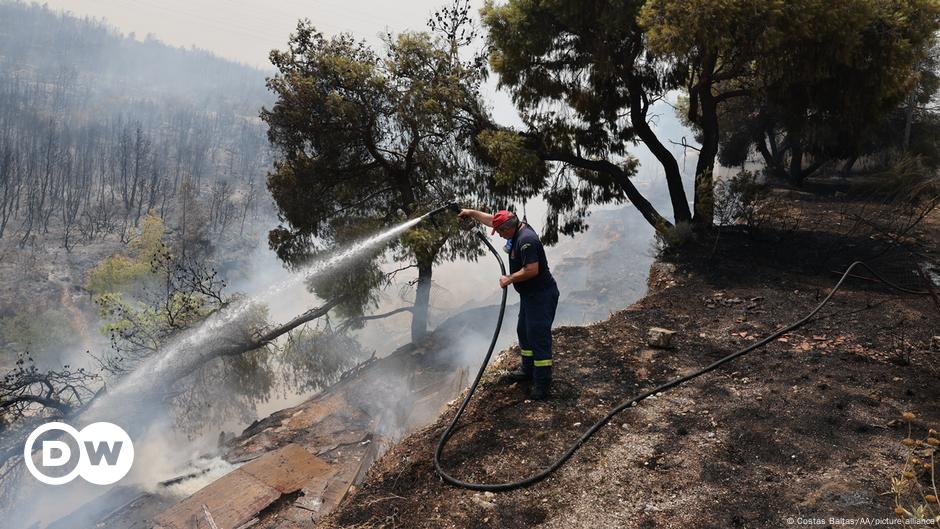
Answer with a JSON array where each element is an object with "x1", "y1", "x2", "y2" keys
[
  {"x1": 641, "y1": 0, "x2": 940, "y2": 191},
  {"x1": 262, "y1": 4, "x2": 493, "y2": 341},
  {"x1": 478, "y1": 0, "x2": 692, "y2": 241},
  {"x1": 639, "y1": 0, "x2": 771, "y2": 225},
  {"x1": 85, "y1": 211, "x2": 165, "y2": 296}
]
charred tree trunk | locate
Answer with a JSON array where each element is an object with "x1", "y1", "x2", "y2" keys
[
  {"x1": 903, "y1": 92, "x2": 915, "y2": 152},
  {"x1": 691, "y1": 66, "x2": 719, "y2": 230},
  {"x1": 788, "y1": 128, "x2": 805, "y2": 187},
  {"x1": 627, "y1": 73, "x2": 692, "y2": 226},
  {"x1": 411, "y1": 258, "x2": 433, "y2": 342}
]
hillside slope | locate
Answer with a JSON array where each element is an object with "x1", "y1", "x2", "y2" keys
[{"x1": 320, "y1": 185, "x2": 940, "y2": 529}]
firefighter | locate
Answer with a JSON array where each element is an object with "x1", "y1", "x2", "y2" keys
[{"x1": 458, "y1": 208, "x2": 559, "y2": 400}]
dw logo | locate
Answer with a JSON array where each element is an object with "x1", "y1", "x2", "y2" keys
[{"x1": 23, "y1": 422, "x2": 134, "y2": 485}]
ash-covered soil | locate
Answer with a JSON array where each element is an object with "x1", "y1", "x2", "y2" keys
[{"x1": 320, "y1": 185, "x2": 940, "y2": 529}]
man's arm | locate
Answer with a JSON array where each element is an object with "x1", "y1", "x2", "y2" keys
[
  {"x1": 457, "y1": 209, "x2": 494, "y2": 227},
  {"x1": 500, "y1": 238, "x2": 541, "y2": 287},
  {"x1": 499, "y1": 262, "x2": 539, "y2": 288}
]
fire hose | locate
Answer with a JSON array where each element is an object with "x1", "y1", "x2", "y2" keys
[{"x1": 428, "y1": 207, "x2": 933, "y2": 491}]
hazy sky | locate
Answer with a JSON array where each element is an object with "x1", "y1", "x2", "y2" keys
[
  {"x1": 43, "y1": 0, "x2": 460, "y2": 68},
  {"x1": 37, "y1": 0, "x2": 695, "y2": 182},
  {"x1": 40, "y1": 0, "x2": 528, "y2": 126}
]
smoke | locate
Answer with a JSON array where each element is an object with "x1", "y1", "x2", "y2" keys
[
  {"x1": 3, "y1": 95, "x2": 700, "y2": 527},
  {"x1": 338, "y1": 96, "x2": 698, "y2": 444},
  {"x1": 84, "y1": 213, "x2": 428, "y2": 416},
  {"x1": 8, "y1": 411, "x2": 225, "y2": 528},
  {"x1": 2, "y1": 214, "x2": 436, "y2": 527}
]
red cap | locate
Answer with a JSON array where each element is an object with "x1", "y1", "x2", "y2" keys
[{"x1": 491, "y1": 210, "x2": 515, "y2": 235}]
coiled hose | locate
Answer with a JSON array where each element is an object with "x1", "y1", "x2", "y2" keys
[{"x1": 434, "y1": 239, "x2": 933, "y2": 492}]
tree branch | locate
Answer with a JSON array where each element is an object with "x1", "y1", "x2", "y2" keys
[
  {"x1": 714, "y1": 88, "x2": 749, "y2": 103},
  {"x1": 254, "y1": 296, "x2": 347, "y2": 346},
  {"x1": 338, "y1": 306, "x2": 414, "y2": 333},
  {"x1": 537, "y1": 145, "x2": 673, "y2": 232}
]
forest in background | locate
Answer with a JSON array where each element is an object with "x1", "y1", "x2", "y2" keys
[
  {"x1": 0, "y1": 2, "x2": 279, "y2": 369},
  {"x1": 0, "y1": 2, "x2": 273, "y2": 251}
]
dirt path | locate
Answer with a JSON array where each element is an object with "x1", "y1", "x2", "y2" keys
[{"x1": 53, "y1": 277, "x2": 94, "y2": 353}]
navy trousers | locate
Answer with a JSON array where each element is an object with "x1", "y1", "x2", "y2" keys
[{"x1": 516, "y1": 281, "x2": 559, "y2": 385}]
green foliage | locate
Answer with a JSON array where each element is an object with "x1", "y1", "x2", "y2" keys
[
  {"x1": 482, "y1": 0, "x2": 655, "y2": 144},
  {"x1": 84, "y1": 211, "x2": 226, "y2": 358},
  {"x1": 85, "y1": 254, "x2": 150, "y2": 297},
  {"x1": 130, "y1": 212, "x2": 166, "y2": 261},
  {"x1": 642, "y1": 0, "x2": 940, "y2": 177},
  {"x1": 643, "y1": 0, "x2": 939, "y2": 116},
  {"x1": 94, "y1": 249, "x2": 229, "y2": 370},
  {"x1": 474, "y1": 129, "x2": 547, "y2": 191},
  {"x1": 479, "y1": 0, "x2": 678, "y2": 236},
  {"x1": 85, "y1": 212, "x2": 167, "y2": 297},
  {"x1": 262, "y1": 6, "x2": 495, "y2": 325}
]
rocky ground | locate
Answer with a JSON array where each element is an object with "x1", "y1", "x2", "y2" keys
[{"x1": 319, "y1": 183, "x2": 940, "y2": 528}]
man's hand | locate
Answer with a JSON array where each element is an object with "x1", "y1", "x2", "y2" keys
[
  {"x1": 457, "y1": 209, "x2": 494, "y2": 227},
  {"x1": 498, "y1": 275, "x2": 512, "y2": 289}
]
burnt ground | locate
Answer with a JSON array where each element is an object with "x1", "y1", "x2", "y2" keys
[{"x1": 319, "y1": 183, "x2": 940, "y2": 529}]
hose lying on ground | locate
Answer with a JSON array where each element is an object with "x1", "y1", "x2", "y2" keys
[{"x1": 434, "y1": 241, "x2": 933, "y2": 492}]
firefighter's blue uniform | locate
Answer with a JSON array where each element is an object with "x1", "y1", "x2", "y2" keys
[{"x1": 508, "y1": 224, "x2": 559, "y2": 387}]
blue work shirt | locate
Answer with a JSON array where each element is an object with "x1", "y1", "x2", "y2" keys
[{"x1": 508, "y1": 224, "x2": 555, "y2": 295}]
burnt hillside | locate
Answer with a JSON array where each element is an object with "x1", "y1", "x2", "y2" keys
[{"x1": 320, "y1": 184, "x2": 940, "y2": 529}]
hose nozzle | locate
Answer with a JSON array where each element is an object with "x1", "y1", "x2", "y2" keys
[{"x1": 428, "y1": 201, "x2": 461, "y2": 217}]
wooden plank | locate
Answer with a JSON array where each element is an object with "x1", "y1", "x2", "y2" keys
[
  {"x1": 153, "y1": 444, "x2": 331, "y2": 529},
  {"x1": 240, "y1": 443, "x2": 332, "y2": 494},
  {"x1": 153, "y1": 469, "x2": 279, "y2": 529}
]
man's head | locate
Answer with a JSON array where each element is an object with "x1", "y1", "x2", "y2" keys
[{"x1": 491, "y1": 210, "x2": 519, "y2": 238}]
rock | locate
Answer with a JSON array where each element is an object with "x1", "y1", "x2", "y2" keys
[
  {"x1": 932, "y1": 336, "x2": 940, "y2": 352},
  {"x1": 647, "y1": 262, "x2": 678, "y2": 291},
  {"x1": 647, "y1": 327, "x2": 676, "y2": 348},
  {"x1": 471, "y1": 496, "x2": 496, "y2": 509}
]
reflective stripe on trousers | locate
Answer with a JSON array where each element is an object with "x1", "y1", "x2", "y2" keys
[{"x1": 516, "y1": 281, "x2": 559, "y2": 384}]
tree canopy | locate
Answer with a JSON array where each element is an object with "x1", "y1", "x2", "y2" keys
[
  {"x1": 262, "y1": 4, "x2": 496, "y2": 340},
  {"x1": 641, "y1": 0, "x2": 940, "y2": 186},
  {"x1": 480, "y1": 0, "x2": 690, "y2": 238},
  {"x1": 477, "y1": 0, "x2": 940, "y2": 238}
]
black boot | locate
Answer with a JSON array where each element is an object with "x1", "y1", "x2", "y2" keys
[
  {"x1": 529, "y1": 364, "x2": 552, "y2": 400},
  {"x1": 502, "y1": 367, "x2": 533, "y2": 383},
  {"x1": 529, "y1": 381, "x2": 551, "y2": 400}
]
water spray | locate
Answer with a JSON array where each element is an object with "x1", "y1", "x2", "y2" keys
[{"x1": 84, "y1": 210, "x2": 442, "y2": 422}]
